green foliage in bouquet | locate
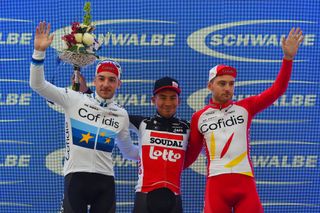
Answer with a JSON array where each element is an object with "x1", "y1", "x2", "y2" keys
[{"x1": 59, "y1": 1, "x2": 101, "y2": 67}]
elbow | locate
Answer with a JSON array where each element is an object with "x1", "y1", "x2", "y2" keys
[
  {"x1": 121, "y1": 147, "x2": 139, "y2": 161},
  {"x1": 29, "y1": 79, "x2": 36, "y2": 90},
  {"x1": 29, "y1": 79, "x2": 42, "y2": 91}
]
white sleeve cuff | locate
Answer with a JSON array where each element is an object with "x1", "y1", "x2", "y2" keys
[{"x1": 32, "y1": 50, "x2": 46, "y2": 60}]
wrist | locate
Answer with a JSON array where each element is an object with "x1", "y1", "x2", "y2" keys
[
  {"x1": 283, "y1": 55, "x2": 293, "y2": 61},
  {"x1": 33, "y1": 49, "x2": 46, "y2": 60}
]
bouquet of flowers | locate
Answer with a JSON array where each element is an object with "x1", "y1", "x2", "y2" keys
[
  {"x1": 59, "y1": 2, "x2": 100, "y2": 67},
  {"x1": 58, "y1": 2, "x2": 100, "y2": 90}
]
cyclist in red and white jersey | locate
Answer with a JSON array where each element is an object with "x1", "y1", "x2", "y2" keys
[
  {"x1": 130, "y1": 77, "x2": 190, "y2": 213},
  {"x1": 184, "y1": 28, "x2": 304, "y2": 213}
]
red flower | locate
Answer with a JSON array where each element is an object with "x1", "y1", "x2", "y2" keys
[
  {"x1": 71, "y1": 22, "x2": 80, "y2": 33},
  {"x1": 62, "y1": 34, "x2": 77, "y2": 47}
]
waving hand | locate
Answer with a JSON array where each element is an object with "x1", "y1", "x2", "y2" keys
[
  {"x1": 282, "y1": 28, "x2": 304, "y2": 60},
  {"x1": 34, "y1": 22, "x2": 54, "y2": 51}
]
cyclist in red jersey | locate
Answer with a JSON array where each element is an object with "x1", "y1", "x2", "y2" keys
[
  {"x1": 184, "y1": 28, "x2": 304, "y2": 213},
  {"x1": 130, "y1": 77, "x2": 189, "y2": 213}
]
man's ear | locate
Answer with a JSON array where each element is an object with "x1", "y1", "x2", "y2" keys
[
  {"x1": 207, "y1": 81, "x2": 213, "y2": 91},
  {"x1": 117, "y1": 79, "x2": 121, "y2": 88}
]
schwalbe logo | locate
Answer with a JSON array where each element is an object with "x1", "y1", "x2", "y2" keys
[{"x1": 187, "y1": 20, "x2": 315, "y2": 62}]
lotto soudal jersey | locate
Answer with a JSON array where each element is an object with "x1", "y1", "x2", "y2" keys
[
  {"x1": 30, "y1": 50, "x2": 138, "y2": 177},
  {"x1": 130, "y1": 113, "x2": 190, "y2": 194},
  {"x1": 184, "y1": 59, "x2": 293, "y2": 178}
]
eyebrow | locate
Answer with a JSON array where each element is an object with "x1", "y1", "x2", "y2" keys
[
  {"x1": 217, "y1": 80, "x2": 234, "y2": 83},
  {"x1": 158, "y1": 94, "x2": 177, "y2": 98}
]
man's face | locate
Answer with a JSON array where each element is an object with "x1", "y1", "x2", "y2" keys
[
  {"x1": 93, "y1": 72, "x2": 120, "y2": 99},
  {"x1": 152, "y1": 89, "x2": 180, "y2": 118},
  {"x1": 208, "y1": 75, "x2": 235, "y2": 104}
]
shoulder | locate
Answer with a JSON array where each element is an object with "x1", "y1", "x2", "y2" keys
[
  {"x1": 175, "y1": 117, "x2": 190, "y2": 128},
  {"x1": 110, "y1": 101, "x2": 126, "y2": 111},
  {"x1": 109, "y1": 103, "x2": 130, "y2": 121},
  {"x1": 65, "y1": 88, "x2": 89, "y2": 98},
  {"x1": 192, "y1": 105, "x2": 210, "y2": 118},
  {"x1": 111, "y1": 100, "x2": 124, "y2": 108},
  {"x1": 129, "y1": 115, "x2": 148, "y2": 129}
]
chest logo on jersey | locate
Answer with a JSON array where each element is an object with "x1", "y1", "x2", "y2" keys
[
  {"x1": 78, "y1": 108, "x2": 120, "y2": 128},
  {"x1": 200, "y1": 115, "x2": 244, "y2": 133},
  {"x1": 149, "y1": 146, "x2": 182, "y2": 162},
  {"x1": 149, "y1": 131, "x2": 183, "y2": 148}
]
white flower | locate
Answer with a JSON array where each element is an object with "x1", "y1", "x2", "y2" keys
[
  {"x1": 74, "y1": 33, "x2": 83, "y2": 43},
  {"x1": 83, "y1": 33, "x2": 94, "y2": 46}
]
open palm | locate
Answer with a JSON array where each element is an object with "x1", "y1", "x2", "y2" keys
[
  {"x1": 282, "y1": 28, "x2": 304, "y2": 60},
  {"x1": 34, "y1": 22, "x2": 54, "y2": 51}
]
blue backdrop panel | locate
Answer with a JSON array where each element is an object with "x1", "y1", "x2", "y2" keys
[{"x1": 0, "y1": 0, "x2": 319, "y2": 212}]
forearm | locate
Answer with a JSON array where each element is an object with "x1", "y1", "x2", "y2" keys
[
  {"x1": 29, "y1": 50, "x2": 71, "y2": 107},
  {"x1": 118, "y1": 142, "x2": 139, "y2": 161},
  {"x1": 263, "y1": 58, "x2": 292, "y2": 98},
  {"x1": 117, "y1": 133, "x2": 139, "y2": 161},
  {"x1": 250, "y1": 59, "x2": 293, "y2": 114},
  {"x1": 274, "y1": 58, "x2": 293, "y2": 94},
  {"x1": 117, "y1": 119, "x2": 140, "y2": 161},
  {"x1": 184, "y1": 138, "x2": 203, "y2": 169},
  {"x1": 30, "y1": 50, "x2": 46, "y2": 90},
  {"x1": 183, "y1": 115, "x2": 203, "y2": 169}
]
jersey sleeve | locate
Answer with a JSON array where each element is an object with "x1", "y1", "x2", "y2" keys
[
  {"x1": 29, "y1": 50, "x2": 78, "y2": 109},
  {"x1": 239, "y1": 58, "x2": 293, "y2": 116},
  {"x1": 183, "y1": 111, "x2": 204, "y2": 169},
  {"x1": 116, "y1": 111, "x2": 140, "y2": 161},
  {"x1": 129, "y1": 115, "x2": 146, "y2": 130}
]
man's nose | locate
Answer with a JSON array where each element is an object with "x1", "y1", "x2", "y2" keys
[
  {"x1": 102, "y1": 80, "x2": 111, "y2": 87},
  {"x1": 225, "y1": 85, "x2": 232, "y2": 91}
]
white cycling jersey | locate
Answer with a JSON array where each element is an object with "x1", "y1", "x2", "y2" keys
[{"x1": 30, "y1": 50, "x2": 139, "y2": 177}]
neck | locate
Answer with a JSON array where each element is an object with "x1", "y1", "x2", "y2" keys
[
  {"x1": 156, "y1": 111, "x2": 175, "y2": 119},
  {"x1": 94, "y1": 92, "x2": 114, "y2": 104},
  {"x1": 209, "y1": 98, "x2": 232, "y2": 109}
]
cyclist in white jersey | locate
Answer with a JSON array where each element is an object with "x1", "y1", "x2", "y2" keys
[{"x1": 30, "y1": 21, "x2": 139, "y2": 213}]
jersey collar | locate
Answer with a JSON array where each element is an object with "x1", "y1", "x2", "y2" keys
[
  {"x1": 155, "y1": 111, "x2": 177, "y2": 121},
  {"x1": 92, "y1": 92, "x2": 114, "y2": 106},
  {"x1": 209, "y1": 99, "x2": 233, "y2": 110}
]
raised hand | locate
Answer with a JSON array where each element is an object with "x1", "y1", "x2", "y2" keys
[
  {"x1": 34, "y1": 21, "x2": 54, "y2": 51},
  {"x1": 282, "y1": 28, "x2": 304, "y2": 60}
]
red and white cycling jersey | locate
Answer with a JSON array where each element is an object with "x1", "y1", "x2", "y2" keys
[
  {"x1": 130, "y1": 114, "x2": 190, "y2": 194},
  {"x1": 184, "y1": 59, "x2": 293, "y2": 178}
]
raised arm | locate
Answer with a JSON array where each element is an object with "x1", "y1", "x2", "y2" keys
[
  {"x1": 30, "y1": 22, "x2": 77, "y2": 108},
  {"x1": 242, "y1": 28, "x2": 304, "y2": 115}
]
